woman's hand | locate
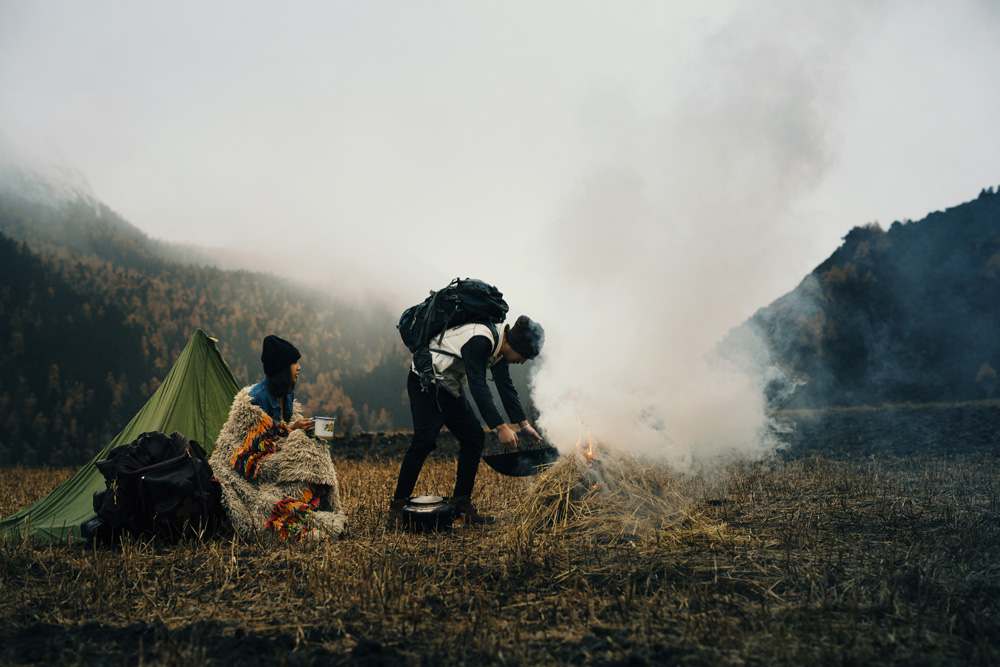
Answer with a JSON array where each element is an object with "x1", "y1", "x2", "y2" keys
[{"x1": 289, "y1": 418, "x2": 315, "y2": 433}]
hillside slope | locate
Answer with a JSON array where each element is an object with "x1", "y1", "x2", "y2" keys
[
  {"x1": 0, "y1": 164, "x2": 411, "y2": 465},
  {"x1": 732, "y1": 186, "x2": 1000, "y2": 408}
]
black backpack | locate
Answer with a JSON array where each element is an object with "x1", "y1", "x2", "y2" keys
[
  {"x1": 397, "y1": 277, "x2": 509, "y2": 390},
  {"x1": 81, "y1": 431, "x2": 224, "y2": 543}
]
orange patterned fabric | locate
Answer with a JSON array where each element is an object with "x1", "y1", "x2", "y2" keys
[
  {"x1": 229, "y1": 416, "x2": 289, "y2": 478},
  {"x1": 265, "y1": 485, "x2": 328, "y2": 541}
]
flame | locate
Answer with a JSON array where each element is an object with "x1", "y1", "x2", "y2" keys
[
  {"x1": 575, "y1": 417, "x2": 598, "y2": 462},
  {"x1": 571, "y1": 417, "x2": 603, "y2": 493}
]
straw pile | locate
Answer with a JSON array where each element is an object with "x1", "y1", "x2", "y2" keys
[{"x1": 509, "y1": 447, "x2": 696, "y2": 540}]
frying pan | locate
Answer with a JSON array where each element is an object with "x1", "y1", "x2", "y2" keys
[{"x1": 482, "y1": 445, "x2": 560, "y2": 477}]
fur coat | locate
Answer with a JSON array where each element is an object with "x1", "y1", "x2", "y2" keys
[{"x1": 209, "y1": 386, "x2": 347, "y2": 542}]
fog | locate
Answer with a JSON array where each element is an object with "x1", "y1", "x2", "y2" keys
[
  {"x1": 529, "y1": 3, "x2": 855, "y2": 462},
  {"x1": 2, "y1": 0, "x2": 999, "y2": 462},
  {"x1": 524, "y1": 0, "x2": 1000, "y2": 463}
]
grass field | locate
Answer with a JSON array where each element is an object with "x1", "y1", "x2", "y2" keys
[{"x1": 2, "y1": 416, "x2": 999, "y2": 666}]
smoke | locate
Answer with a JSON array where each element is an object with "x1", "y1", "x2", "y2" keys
[{"x1": 528, "y1": 2, "x2": 876, "y2": 467}]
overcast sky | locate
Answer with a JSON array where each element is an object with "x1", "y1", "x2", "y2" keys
[
  {"x1": 3, "y1": 1, "x2": 998, "y2": 311},
  {"x1": 3, "y1": 0, "x2": 1000, "y2": 454}
]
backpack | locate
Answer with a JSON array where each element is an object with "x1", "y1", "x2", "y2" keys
[
  {"x1": 81, "y1": 431, "x2": 224, "y2": 543},
  {"x1": 398, "y1": 277, "x2": 509, "y2": 390}
]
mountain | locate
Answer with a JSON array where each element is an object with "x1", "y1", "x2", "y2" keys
[
  {"x1": 0, "y1": 160, "x2": 415, "y2": 465},
  {"x1": 0, "y1": 155, "x2": 539, "y2": 466},
  {"x1": 728, "y1": 185, "x2": 1000, "y2": 408}
]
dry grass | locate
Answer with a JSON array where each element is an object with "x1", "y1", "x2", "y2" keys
[
  {"x1": 2, "y1": 447, "x2": 999, "y2": 666},
  {"x1": 0, "y1": 466, "x2": 76, "y2": 520}
]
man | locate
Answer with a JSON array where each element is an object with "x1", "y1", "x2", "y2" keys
[{"x1": 391, "y1": 314, "x2": 545, "y2": 525}]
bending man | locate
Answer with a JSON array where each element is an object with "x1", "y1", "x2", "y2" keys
[{"x1": 391, "y1": 315, "x2": 545, "y2": 525}]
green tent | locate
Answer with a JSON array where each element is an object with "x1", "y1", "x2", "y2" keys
[{"x1": 1, "y1": 329, "x2": 241, "y2": 544}]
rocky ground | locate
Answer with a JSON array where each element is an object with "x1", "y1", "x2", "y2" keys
[{"x1": 773, "y1": 400, "x2": 1000, "y2": 458}]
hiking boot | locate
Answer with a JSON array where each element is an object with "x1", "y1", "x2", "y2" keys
[
  {"x1": 448, "y1": 495, "x2": 495, "y2": 525},
  {"x1": 387, "y1": 498, "x2": 409, "y2": 529}
]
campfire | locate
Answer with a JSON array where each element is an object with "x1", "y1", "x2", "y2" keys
[{"x1": 510, "y1": 424, "x2": 694, "y2": 539}]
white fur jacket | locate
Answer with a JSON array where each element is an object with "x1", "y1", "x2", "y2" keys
[{"x1": 209, "y1": 386, "x2": 347, "y2": 542}]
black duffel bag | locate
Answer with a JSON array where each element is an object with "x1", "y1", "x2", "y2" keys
[{"x1": 81, "y1": 431, "x2": 224, "y2": 542}]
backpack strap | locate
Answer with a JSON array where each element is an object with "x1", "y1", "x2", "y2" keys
[{"x1": 485, "y1": 321, "x2": 502, "y2": 359}]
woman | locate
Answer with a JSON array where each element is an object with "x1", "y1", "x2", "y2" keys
[
  {"x1": 210, "y1": 335, "x2": 347, "y2": 542},
  {"x1": 247, "y1": 335, "x2": 313, "y2": 431}
]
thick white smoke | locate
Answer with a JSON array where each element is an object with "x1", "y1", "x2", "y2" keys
[{"x1": 527, "y1": 2, "x2": 876, "y2": 466}]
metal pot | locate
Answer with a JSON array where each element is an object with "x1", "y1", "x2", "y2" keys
[
  {"x1": 401, "y1": 495, "x2": 453, "y2": 531},
  {"x1": 482, "y1": 445, "x2": 560, "y2": 477}
]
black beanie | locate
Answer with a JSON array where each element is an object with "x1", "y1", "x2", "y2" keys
[
  {"x1": 261, "y1": 335, "x2": 301, "y2": 376},
  {"x1": 506, "y1": 315, "x2": 545, "y2": 359}
]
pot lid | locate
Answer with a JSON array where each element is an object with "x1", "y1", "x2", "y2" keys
[{"x1": 409, "y1": 494, "x2": 446, "y2": 505}]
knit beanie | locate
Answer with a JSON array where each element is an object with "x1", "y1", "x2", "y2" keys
[
  {"x1": 261, "y1": 335, "x2": 301, "y2": 376},
  {"x1": 506, "y1": 315, "x2": 545, "y2": 359}
]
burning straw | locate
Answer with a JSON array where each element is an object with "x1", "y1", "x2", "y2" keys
[{"x1": 509, "y1": 438, "x2": 696, "y2": 540}]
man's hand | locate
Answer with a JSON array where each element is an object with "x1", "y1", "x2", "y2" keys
[
  {"x1": 518, "y1": 422, "x2": 542, "y2": 446},
  {"x1": 496, "y1": 423, "x2": 519, "y2": 451},
  {"x1": 289, "y1": 418, "x2": 315, "y2": 433}
]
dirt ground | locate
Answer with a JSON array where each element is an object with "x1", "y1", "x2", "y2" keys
[
  {"x1": 1, "y1": 402, "x2": 998, "y2": 666},
  {"x1": 773, "y1": 400, "x2": 1000, "y2": 458}
]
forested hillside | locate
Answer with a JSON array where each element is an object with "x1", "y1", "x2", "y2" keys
[
  {"x1": 0, "y1": 172, "x2": 413, "y2": 465},
  {"x1": 734, "y1": 186, "x2": 1000, "y2": 408}
]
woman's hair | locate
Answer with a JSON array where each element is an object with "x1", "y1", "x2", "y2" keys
[{"x1": 268, "y1": 365, "x2": 296, "y2": 397}]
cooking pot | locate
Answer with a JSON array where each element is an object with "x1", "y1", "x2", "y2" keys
[
  {"x1": 401, "y1": 494, "x2": 453, "y2": 531},
  {"x1": 482, "y1": 445, "x2": 560, "y2": 477}
]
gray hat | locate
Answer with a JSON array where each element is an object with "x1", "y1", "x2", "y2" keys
[{"x1": 506, "y1": 315, "x2": 545, "y2": 359}]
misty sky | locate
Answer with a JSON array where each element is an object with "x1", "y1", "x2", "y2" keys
[{"x1": 2, "y1": 1, "x2": 1000, "y2": 449}]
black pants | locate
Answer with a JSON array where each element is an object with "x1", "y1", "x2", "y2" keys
[{"x1": 393, "y1": 372, "x2": 486, "y2": 500}]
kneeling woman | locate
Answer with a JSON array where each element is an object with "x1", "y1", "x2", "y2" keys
[{"x1": 210, "y1": 335, "x2": 348, "y2": 541}]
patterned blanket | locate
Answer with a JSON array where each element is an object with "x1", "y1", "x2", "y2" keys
[{"x1": 209, "y1": 387, "x2": 348, "y2": 542}]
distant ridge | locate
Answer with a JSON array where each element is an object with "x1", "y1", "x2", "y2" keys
[
  {"x1": 0, "y1": 159, "x2": 410, "y2": 465},
  {"x1": 727, "y1": 185, "x2": 1000, "y2": 408},
  {"x1": 0, "y1": 131, "x2": 99, "y2": 209}
]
